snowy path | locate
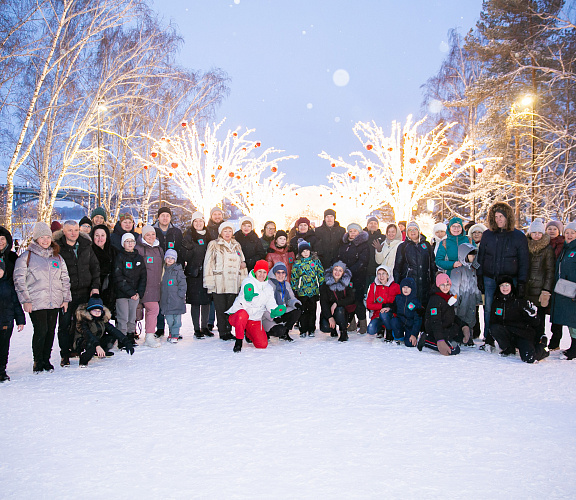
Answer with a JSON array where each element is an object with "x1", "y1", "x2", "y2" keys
[{"x1": 1, "y1": 312, "x2": 575, "y2": 499}]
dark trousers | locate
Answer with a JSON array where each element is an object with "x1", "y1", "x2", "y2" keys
[
  {"x1": 296, "y1": 295, "x2": 318, "y2": 334},
  {"x1": 390, "y1": 316, "x2": 422, "y2": 346},
  {"x1": 269, "y1": 309, "x2": 301, "y2": 334},
  {"x1": 157, "y1": 312, "x2": 165, "y2": 332},
  {"x1": 491, "y1": 324, "x2": 547, "y2": 363},
  {"x1": 190, "y1": 304, "x2": 210, "y2": 331},
  {"x1": 212, "y1": 293, "x2": 236, "y2": 337},
  {"x1": 79, "y1": 333, "x2": 114, "y2": 366},
  {"x1": 320, "y1": 306, "x2": 349, "y2": 335},
  {"x1": 58, "y1": 291, "x2": 89, "y2": 358},
  {"x1": 548, "y1": 322, "x2": 563, "y2": 349},
  {"x1": 0, "y1": 325, "x2": 14, "y2": 371},
  {"x1": 30, "y1": 309, "x2": 59, "y2": 364},
  {"x1": 354, "y1": 285, "x2": 366, "y2": 321},
  {"x1": 473, "y1": 305, "x2": 481, "y2": 338}
]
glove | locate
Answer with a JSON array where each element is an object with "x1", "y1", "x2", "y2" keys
[
  {"x1": 120, "y1": 338, "x2": 135, "y2": 355},
  {"x1": 244, "y1": 283, "x2": 259, "y2": 302},
  {"x1": 539, "y1": 290, "x2": 551, "y2": 308},
  {"x1": 294, "y1": 301, "x2": 302, "y2": 309},
  {"x1": 523, "y1": 301, "x2": 538, "y2": 318},
  {"x1": 233, "y1": 338, "x2": 242, "y2": 353},
  {"x1": 270, "y1": 304, "x2": 286, "y2": 318},
  {"x1": 477, "y1": 279, "x2": 485, "y2": 294},
  {"x1": 517, "y1": 283, "x2": 526, "y2": 298},
  {"x1": 437, "y1": 339, "x2": 452, "y2": 356},
  {"x1": 273, "y1": 316, "x2": 284, "y2": 324}
]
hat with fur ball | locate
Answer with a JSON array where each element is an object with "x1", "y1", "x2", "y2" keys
[{"x1": 298, "y1": 239, "x2": 311, "y2": 253}]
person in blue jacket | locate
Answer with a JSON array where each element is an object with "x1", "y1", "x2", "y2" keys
[{"x1": 390, "y1": 277, "x2": 424, "y2": 346}]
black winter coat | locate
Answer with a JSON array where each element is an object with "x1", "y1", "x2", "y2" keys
[
  {"x1": 0, "y1": 225, "x2": 18, "y2": 283},
  {"x1": 206, "y1": 219, "x2": 222, "y2": 241},
  {"x1": 526, "y1": 234, "x2": 555, "y2": 305},
  {"x1": 110, "y1": 221, "x2": 138, "y2": 252},
  {"x1": 337, "y1": 230, "x2": 370, "y2": 289},
  {"x1": 54, "y1": 231, "x2": 100, "y2": 295},
  {"x1": 182, "y1": 227, "x2": 212, "y2": 305},
  {"x1": 314, "y1": 221, "x2": 346, "y2": 268},
  {"x1": 477, "y1": 229, "x2": 530, "y2": 284},
  {"x1": 153, "y1": 221, "x2": 183, "y2": 262},
  {"x1": 73, "y1": 304, "x2": 126, "y2": 352},
  {"x1": 0, "y1": 276, "x2": 25, "y2": 328},
  {"x1": 425, "y1": 291, "x2": 461, "y2": 342},
  {"x1": 90, "y1": 225, "x2": 116, "y2": 310},
  {"x1": 365, "y1": 228, "x2": 384, "y2": 278},
  {"x1": 393, "y1": 235, "x2": 437, "y2": 306},
  {"x1": 491, "y1": 290, "x2": 539, "y2": 341},
  {"x1": 234, "y1": 230, "x2": 266, "y2": 271},
  {"x1": 319, "y1": 267, "x2": 356, "y2": 319},
  {"x1": 289, "y1": 229, "x2": 318, "y2": 255},
  {"x1": 113, "y1": 248, "x2": 147, "y2": 299}
]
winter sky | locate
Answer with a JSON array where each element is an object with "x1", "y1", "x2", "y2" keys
[{"x1": 159, "y1": 0, "x2": 483, "y2": 186}]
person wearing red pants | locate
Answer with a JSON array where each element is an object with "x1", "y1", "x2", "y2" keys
[{"x1": 226, "y1": 260, "x2": 286, "y2": 352}]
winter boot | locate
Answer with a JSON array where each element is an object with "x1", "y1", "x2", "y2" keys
[
  {"x1": 308, "y1": 330, "x2": 315, "y2": 337},
  {"x1": 279, "y1": 326, "x2": 294, "y2": 342},
  {"x1": 561, "y1": 337, "x2": 576, "y2": 360},
  {"x1": 201, "y1": 328, "x2": 214, "y2": 338},
  {"x1": 60, "y1": 357, "x2": 70, "y2": 367},
  {"x1": 33, "y1": 361, "x2": 43, "y2": 373},
  {"x1": 358, "y1": 319, "x2": 367, "y2": 335},
  {"x1": 416, "y1": 332, "x2": 426, "y2": 351},
  {"x1": 126, "y1": 332, "x2": 138, "y2": 346},
  {"x1": 330, "y1": 330, "x2": 338, "y2": 337},
  {"x1": 194, "y1": 330, "x2": 205, "y2": 339},
  {"x1": 0, "y1": 371, "x2": 9, "y2": 382},
  {"x1": 154, "y1": 329, "x2": 165, "y2": 339},
  {"x1": 347, "y1": 317, "x2": 357, "y2": 332},
  {"x1": 207, "y1": 323, "x2": 215, "y2": 332},
  {"x1": 44, "y1": 361, "x2": 54, "y2": 372},
  {"x1": 145, "y1": 332, "x2": 161, "y2": 347},
  {"x1": 376, "y1": 328, "x2": 385, "y2": 338},
  {"x1": 338, "y1": 330, "x2": 349, "y2": 342},
  {"x1": 385, "y1": 329, "x2": 394, "y2": 342},
  {"x1": 499, "y1": 346, "x2": 516, "y2": 357},
  {"x1": 300, "y1": 331, "x2": 307, "y2": 338}
]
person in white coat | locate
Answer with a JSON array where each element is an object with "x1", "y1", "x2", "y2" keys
[{"x1": 375, "y1": 223, "x2": 402, "y2": 272}]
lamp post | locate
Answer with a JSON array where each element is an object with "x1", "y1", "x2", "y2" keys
[{"x1": 96, "y1": 100, "x2": 107, "y2": 207}]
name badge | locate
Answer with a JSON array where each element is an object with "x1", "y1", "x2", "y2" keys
[
  {"x1": 570, "y1": 252, "x2": 575, "y2": 258},
  {"x1": 421, "y1": 243, "x2": 426, "y2": 249},
  {"x1": 430, "y1": 307, "x2": 437, "y2": 315},
  {"x1": 376, "y1": 297, "x2": 383, "y2": 303},
  {"x1": 288, "y1": 257, "x2": 293, "y2": 263},
  {"x1": 51, "y1": 260, "x2": 60, "y2": 269},
  {"x1": 408, "y1": 302, "x2": 415, "y2": 310},
  {"x1": 198, "y1": 239, "x2": 204, "y2": 245},
  {"x1": 147, "y1": 257, "x2": 154, "y2": 264},
  {"x1": 495, "y1": 308, "x2": 503, "y2": 316},
  {"x1": 168, "y1": 279, "x2": 174, "y2": 286},
  {"x1": 168, "y1": 242, "x2": 174, "y2": 248},
  {"x1": 126, "y1": 262, "x2": 133, "y2": 269}
]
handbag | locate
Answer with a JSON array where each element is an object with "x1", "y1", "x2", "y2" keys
[{"x1": 554, "y1": 278, "x2": 576, "y2": 299}]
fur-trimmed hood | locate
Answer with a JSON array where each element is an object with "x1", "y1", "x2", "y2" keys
[
  {"x1": 324, "y1": 264, "x2": 353, "y2": 291},
  {"x1": 342, "y1": 229, "x2": 369, "y2": 245},
  {"x1": 457, "y1": 242, "x2": 479, "y2": 268},
  {"x1": 75, "y1": 303, "x2": 112, "y2": 323},
  {"x1": 488, "y1": 202, "x2": 515, "y2": 232},
  {"x1": 527, "y1": 233, "x2": 551, "y2": 254}
]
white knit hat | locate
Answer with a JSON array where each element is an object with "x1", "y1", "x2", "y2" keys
[
  {"x1": 141, "y1": 224, "x2": 155, "y2": 237},
  {"x1": 565, "y1": 221, "x2": 576, "y2": 232},
  {"x1": 121, "y1": 232, "x2": 136, "y2": 246},
  {"x1": 191, "y1": 211, "x2": 204, "y2": 222},
  {"x1": 529, "y1": 218, "x2": 546, "y2": 234},
  {"x1": 33, "y1": 222, "x2": 52, "y2": 240},
  {"x1": 432, "y1": 222, "x2": 447, "y2": 235},
  {"x1": 239, "y1": 216, "x2": 254, "y2": 228},
  {"x1": 218, "y1": 221, "x2": 235, "y2": 235}
]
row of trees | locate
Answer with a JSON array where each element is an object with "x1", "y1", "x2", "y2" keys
[{"x1": 422, "y1": 0, "x2": 576, "y2": 225}]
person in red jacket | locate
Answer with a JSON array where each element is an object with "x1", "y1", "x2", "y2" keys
[
  {"x1": 366, "y1": 265, "x2": 400, "y2": 338},
  {"x1": 266, "y1": 230, "x2": 295, "y2": 276}
]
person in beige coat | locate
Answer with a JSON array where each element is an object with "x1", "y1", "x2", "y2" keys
[
  {"x1": 375, "y1": 223, "x2": 402, "y2": 273},
  {"x1": 14, "y1": 222, "x2": 72, "y2": 373},
  {"x1": 203, "y1": 221, "x2": 247, "y2": 340}
]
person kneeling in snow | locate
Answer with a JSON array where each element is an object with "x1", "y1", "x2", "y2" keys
[
  {"x1": 366, "y1": 264, "x2": 400, "y2": 339},
  {"x1": 490, "y1": 276, "x2": 549, "y2": 363},
  {"x1": 73, "y1": 295, "x2": 134, "y2": 367},
  {"x1": 419, "y1": 273, "x2": 466, "y2": 355},
  {"x1": 227, "y1": 260, "x2": 286, "y2": 352},
  {"x1": 390, "y1": 277, "x2": 424, "y2": 346},
  {"x1": 318, "y1": 262, "x2": 356, "y2": 342},
  {"x1": 262, "y1": 262, "x2": 301, "y2": 342}
]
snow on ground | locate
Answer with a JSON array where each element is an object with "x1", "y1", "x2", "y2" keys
[{"x1": 1, "y1": 310, "x2": 575, "y2": 500}]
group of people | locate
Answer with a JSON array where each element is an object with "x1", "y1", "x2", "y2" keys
[{"x1": 0, "y1": 200, "x2": 575, "y2": 382}]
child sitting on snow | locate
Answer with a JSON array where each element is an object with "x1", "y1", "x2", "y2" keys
[
  {"x1": 450, "y1": 243, "x2": 482, "y2": 347},
  {"x1": 366, "y1": 265, "x2": 400, "y2": 339},
  {"x1": 227, "y1": 260, "x2": 286, "y2": 352},
  {"x1": 420, "y1": 273, "x2": 466, "y2": 356},
  {"x1": 73, "y1": 295, "x2": 134, "y2": 367},
  {"x1": 160, "y1": 249, "x2": 187, "y2": 343},
  {"x1": 390, "y1": 277, "x2": 424, "y2": 346}
]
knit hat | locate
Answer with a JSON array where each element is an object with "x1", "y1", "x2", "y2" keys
[
  {"x1": 529, "y1": 218, "x2": 546, "y2": 234},
  {"x1": 295, "y1": 217, "x2": 310, "y2": 227},
  {"x1": 79, "y1": 216, "x2": 92, "y2": 227},
  {"x1": 218, "y1": 221, "x2": 235, "y2": 235},
  {"x1": 141, "y1": 224, "x2": 155, "y2": 237},
  {"x1": 497, "y1": 275, "x2": 515, "y2": 287},
  {"x1": 565, "y1": 221, "x2": 576, "y2": 233},
  {"x1": 253, "y1": 260, "x2": 269, "y2": 274},
  {"x1": 191, "y1": 211, "x2": 204, "y2": 222},
  {"x1": 272, "y1": 262, "x2": 288, "y2": 275},
  {"x1": 86, "y1": 295, "x2": 104, "y2": 312},
  {"x1": 433, "y1": 222, "x2": 447, "y2": 235},
  {"x1": 121, "y1": 233, "x2": 136, "y2": 246},
  {"x1": 33, "y1": 222, "x2": 52, "y2": 240},
  {"x1": 119, "y1": 213, "x2": 133, "y2": 222},
  {"x1": 239, "y1": 216, "x2": 254, "y2": 229},
  {"x1": 347, "y1": 222, "x2": 362, "y2": 233},
  {"x1": 546, "y1": 220, "x2": 564, "y2": 234},
  {"x1": 406, "y1": 221, "x2": 420, "y2": 233},
  {"x1": 324, "y1": 209, "x2": 336, "y2": 218},
  {"x1": 164, "y1": 249, "x2": 178, "y2": 261},
  {"x1": 210, "y1": 206, "x2": 223, "y2": 217},
  {"x1": 366, "y1": 216, "x2": 379, "y2": 225},
  {"x1": 332, "y1": 260, "x2": 347, "y2": 272},
  {"x1": 158, "y1": 207, "x2": 172, "y2": 217},
  {"x1": 298, "y1": 239, "x2": 311, "y2": 253},
  {"x1": 275, "y1": 230, "x2": 288, "y2": 240},
  {"x1": 447, "y1": 217, "x2": 463, "y2": 231},
  {"x1": 50, "y1": 221, "x2": 62, "y2": 232},
  {"x1": 467, "y1": 223, "x2": 487, "y2": 237},
  {"x1": 91, "y1": 207, "x2": 107, "y2": 221},
  {"x1": 436, "y1": 273, "x2": 452, "y2": 287}
]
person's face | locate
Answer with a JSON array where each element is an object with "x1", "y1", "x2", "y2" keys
[
  {"x1": 93, "y1": 228, "x2": 107, "y2": 249},
  {"x1": 193, "y1": 218, "x2": 204, "y2": 231},
  {"x1": 386, "y1": 226, "x2": 397, "y2": 240},
  {"x1": 332, "y1": 266, "x2": 344, "y2": 280},
  {"x1": 123, "y1": 239, "x2": 136, "y2": 251},
  {"x1": 301, "y1": 249, "x2": 310, "y2": 258},
  {"x1": 407, "y1": 228, "x2": 419, "y2": 242},
  {"x1": 348, "y1": 228, "x2": 360, "y2": 240},
  {"x1": 450, "y1": 223, "x2": 462, "y2": 236},
  {"x1": 439, "y1": 281, "x2": 451, "y2": 292},
  {"x1": 264, "y1": 223, "x2": 276, "y2": 237},
  {"x1": 325, "y1": 215, "x2": 335, "y2": 227},
  {"x1": 467, "y1": 253, "x2": 476, "y2": 263},
  {"x1": 0, "y1": 235, "x2": 6, "y2": 251},
  {"x1": 143, "y1": 231, "x2": 156, "y2": 244},
  {"x1": 531, "y1": 231, "x2": 543, "y2": 241},
  {"x1": 367, "y1": 221, "x2": 379, "y2": 232},
  {"x1": 165, "y1": 257, "x2": 175, "y2": 266},
  {"x1": 211, "y1": 211, "x2": 223, "y2": 223},
  {"x1": 158, "y1": 212, "x2": 171, "y2": 226},
  {"x1": 435, "y1": 230, "x2": 446, "y2": 239},
  {"x1": 63, "y1": 224, "x2": 80, "y2": 242},
  {"x1": 92, "y1": 215, "x2": 105, "y2": 226},
  {"x1": 546, "y1": 225, "x2": 560, "y2": 238},
  {"x1": 255, "y1": 269, "x2": 267, "y2": 281},
  {"x1": 274, "y1": 269, "x2": 286, "y2": 282},
  {"x1": 37, "y1": 235, "x2": 52, "y2": 248},
  {"x1": 276, "y1": 235, "x2": 287, "y2": 247},
  {"x1": 298, "y1": 223, "x2": 309, "y2": 233},
  {"x1": 120, "y1": 218, "x2": 133, "y2": 232},
  {"x1": 398, "y1": 223, "x2": 406, "y2": 232},
  {"x1": 499, "y1": 282, "x2": 512, "y2": 295},
  {"x1": 80, "y1": 223, "x2": 92, "y2": 234},
  {"x1": 565, "y1": 228, "x2": 576, "y2": 243},
  {"x1": 402, "y1": 286, "x2": 411, "y2": 296},
  {"x1": 377, "y1": 269, "x2": 388, "y2": 283},
  {"x1": 495, "y1": 212, "x2": 507, "y2": 229},
  {"x1": 241, "y1": 222, "x2": 252, "y2": 234},
  {"x1": 90, "y1": 308, "x2": 103, "y2": 318},
  {"x1": 472, "y1": 230, "x2": 482, "y2": 243},
  {"x1": 221, "y1": 228, "x2": 233, "y2": 241}
]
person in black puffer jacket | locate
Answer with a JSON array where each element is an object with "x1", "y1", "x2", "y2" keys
[
  {"x1": 90, "y1": 224, "x2": 116, "y2": 315},
  {"x1": 364, "y1": 217, "x2": 385, "y2": 284},
  {"x1": 289, "y1": 217, "x2": 318, "y2": 254},
  {"x1": 337, "y1": 223, "x2": 370, "y2": 333},
  {"x1": 110, "y1": 213, "x2": 138, "y2": 252},
  {"x1": 313, "y1": 209, "x2": 345, "y2": 268},
  {"x1": 393, "y1": 221, "x2": 437, "y2": 308},
  {"x1": 0, "y1": 225, "x2": 18, "y2": 283},
  {"x1": 182, "y1": 212, "x2": 214, "y2": 338},
  {"x1": 490, "y1": 275, "x2": 549, "y2": 363},
  {"x1": 235, "y1": 216, "x2": 266, "y2": 272}
]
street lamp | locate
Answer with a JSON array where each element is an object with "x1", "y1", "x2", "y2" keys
[{"x1": 96, "y1": 100, "x2": 107, "y2": 207}]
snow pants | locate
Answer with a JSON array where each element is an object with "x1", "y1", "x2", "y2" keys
[
  {"x1": 368, "y1": 311, "x2": 394, "y2": 336},
  {"x1": 390, "y1": 316, "x2": 421, "y2": 346},
  {"x1": 0, "y1": 324, "x2": 13, "y2": 372},
  {"x1": 229, "y1": 310, "x2": 268, "y2": 348},
  {"x1": 296, "y1": 295, "x2": 318, "y2": 335},
  {"x1": 267, "y1": 309, "x2": 301, "y2": 334},
  {"x1": 143, "y1": 301, "x2": 160, "y2": 334},
  {"x1": 422, "y1": 324, "x2": 462, "y2": 355},
  {"x1": 30, "y1": 308, "x2": 59, "y2": 364},
  {"x1": 319, "y1": 306, "x2": 349, "y2": 336},
  {"x1": 490, "y1": 324, "x2": 547, "y2": 363}
]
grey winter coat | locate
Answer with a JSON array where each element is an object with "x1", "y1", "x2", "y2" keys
[
  {"x1": 262, "y1": 263, "x2": 302, "y2": 331},
  {"x1": 450, "y1": 243, "x2": 482, "y2": 328},
  {"x1": 14, "y1": 242, "x2": 72, "y2": 311},
  {"x1": 135, "y1": 237, "x2": 164, "y2": 303},
  {"x1": 160, "y1": 263, "x2": 187, "y2": 315}
]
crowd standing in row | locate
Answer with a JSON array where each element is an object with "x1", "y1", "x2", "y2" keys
[{"x1": 0, "y1": 200, "x2": 575, "y2": 382}]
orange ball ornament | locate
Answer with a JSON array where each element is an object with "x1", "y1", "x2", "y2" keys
[
  {"x1": 388, "y1": 147, "x2": 393, "y2": 152},
  {"x1": 454, "y1": 158, "x2": 461, "y2": 164},
  {"x1": 181, "y1": 121, "x2": 187, "y2": 127},
  {"x1": 280, "y1": 204, "x2": 284, "y2": 207},
  {"x1": 143, "y1": 165, "x2": 148, "y2": 170},
  {"x1": 271, "y1": 166, "x2": 277, "y2": 173},
  {"x1": 204, "y1": 150, "x2": 208, "y2": 154},
  {"x1": 477, "y1": 167, "x2": 483, "y2": 173},
  {"x1": 409, "y1": 158, "x2": 416, "y2": 164},
  {"x1": 351, "y1": 176, "x2": 356, "y2": 180},
  {"x1": 366, "y1": 144, "x2": 373, "y2": 150},
  {"x1": 171, "y1": 162, "x2": 178, "y2": 168},
  {"x1": 217, "y1": 165, "x2": 222, "y2": 170},
  {"x1": 331, "y1": 163, "x2": 336, "y2": 168},
  {"x1": 151, "y1": 151, "x2": 158, "y2": 158},
  {"x1": 255, "y1": 142, "x2": 261, "y2": 147},
  {"x1": 233, "y1": 132, "x2": 237, "y2": 137},
  {"x1": 442, "y1": 140, "x2": 448, "y2": 146},
  {"x1": 200, "y1": 143, "x2": 205, "y2": 147},
  {"x1": 229, "y1": 172, "x2": 234, "y2": 177}
]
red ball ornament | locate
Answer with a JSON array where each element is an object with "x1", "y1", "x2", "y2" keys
[
  {"x1": 271, "y1": 166, "x2": 277, "y2": 173},
  {"x1": 143, "y1": 165, "x2": 148, "y2": 170},
  {"x1": 369, "y1": 174, "x2": 373, "y2": 178},
  {"x1": 169, "y1": 172, "x2": 173, "y2": 177},
  {"x1": 477, "y1": 167, "x2": 483, "y2": 173},
  {"x1": 171, "y1": 162, "x2": 178, "y2": 168},
  {"x1": 333, "y1": 203, "x2": 336, "y2": 206},
  {"x1": 217, "y1": 165, "x2": 222, "y2": 170},
  {"x1": 280, "y1": 203, "x2": 284, "y2": 207},
  {"x1": 151, "y1": 151, "x2": 158, "y2": 158},
  {"x1": 409, "y1": 158, "x2": 416, "y2": 164},
  {"x1": 256, "y1": 142, "x2": 261, "y2": 147},
  {"x1": 454, "y1": 158, "x2": 461, "y2": 164},
  {"x1": 236, "y1": 175, "x2": 240, "y2": 179},
  {"x1": 366, "y1": 144, "x2": 373, "y2": 150},
  {"x1": 200, "y1": 143, "x2": 205, "y2": 147},
  {"x1": 388, "y1": 147, "x2": 393, "y2": 152},
  {"x1": 187, "y1": 172, "x2": 192, "y2": 176},
  {"x1": 233, "y1": 132, "x2": 237, "y2": 137},
  {"x1": 181, "y1": 121, "x2": 187, "y2": 127},
  {"x1": 442, "y1": 140, "x2": 448, "y2": 146},
  {"x1": 351, "y1": 176, "x2": 356, "y2": 180},
  {"x1": 331, "y1": 163, "x2": 336, "y2": 168},
  {"x1": 367, "y1": 166, "x2": 372, "y2": 171},
  {"x1": 441, "y1": 172, "x2": 446, "y2": 177},
  {"x1": 408, "y1": 180, "x2": 413, "y2": 185},
  {"x1": 166, "y1": 138, "x2": 171, "y2": 144},
  {"x1": 229, "y1": 172, "x2": 234, "y2": 177},
  {"x1": 242, "y1": 147, "x2": 247, "y2": 151},
  {"x1": 295, "y1": 193, "x2": 299, "y2": 196},
  {"x1": 204, "y1": 150, "x2": 208, "y2": 154},
  {"x1": 211, "y1": 179, "x2": 215, "y2": 182}
]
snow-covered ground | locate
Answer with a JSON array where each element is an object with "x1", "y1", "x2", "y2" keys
[{"x1": 2, "y1": 310, "x2": 575, "y2": 499}]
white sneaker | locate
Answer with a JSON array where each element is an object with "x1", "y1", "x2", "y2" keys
[
  {"x1": 168, "y1": 337, "x2": 179, "y2": 344},
  {"x1": 144, "y1": 333, "x2": 161, "y2": 348}
]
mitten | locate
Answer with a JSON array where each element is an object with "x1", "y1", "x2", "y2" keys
[
  {"x1": 120, "y1": 338, "x2": 135, "y2": 355},
  {"x1": 244, "y1": 283, "x2": 259, "y2": 302},
  {"x1": 539, "y1": 291, "x2": 551, "y2": 308},
  {"x1": 233, "y1": 338, "x2": 242, "y2": 353},
  {"x1": 270, "y1": 305, "x2": 286, "y2": 318}
]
